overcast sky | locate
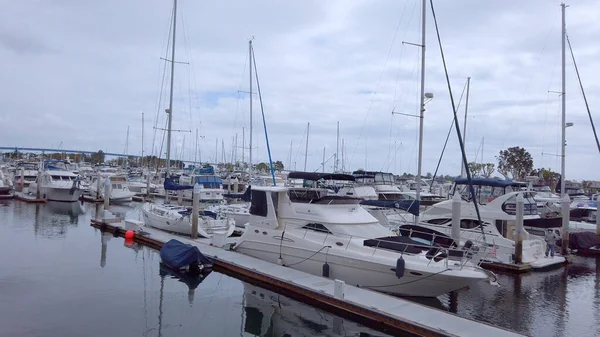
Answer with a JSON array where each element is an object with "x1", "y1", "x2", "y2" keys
[{"x1": 1, "y1": 0, "x2": 599, "y2": 180}]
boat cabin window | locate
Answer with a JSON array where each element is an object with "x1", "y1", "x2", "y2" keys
[
  {"x1": 112, "y1": 184, "x2": 123, "y2": 189},
  {"x1": 374, "y1": 173, "x2": 395, "y2": 185},
  {"x1": 426, "y1": 218, "x2": 451, "y2": 225},
  {"x1": 302, "y1": 223, "x2": 332, "y2": 234},
  {"x1": 250, "y1": 190, "x2": 268, "y2": 217},
  {"x1": 378, "y1": 193, "x2": 413, "y2": 201},
  {"x1": 51, "y1": 175, "x2": 62, "y2": 180},
  {"x1": 501, "y1": 193, "x2": 538, "y2": 215},
  {"x1": 288, "y1": 188, "x2": 328, "y2": 202},
  {"x1": 460, "y1": 219, "x2": 481, "y2": 229}
]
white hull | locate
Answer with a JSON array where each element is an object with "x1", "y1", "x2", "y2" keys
[
  {"x1": 141, "y1": 203, "x2": 235, "y2": 238},
  {"x1": 37, "y1": 185, "x2": 82, "y2": 202},
  {"x1": 237, "y1": 225, "x2": 488, "y2": 297}
]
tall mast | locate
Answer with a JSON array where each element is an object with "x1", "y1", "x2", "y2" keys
[
  {"x1": 194, "y1": 129, "x2": 198, "y2": 165},
  {"x1": 141, "y1": 112, "x2": 144, "y2": 167},
  {"x1": 335, "y1": 121, "x2": 340, "y2": 172},
  {"x1": 165, "y1": 0, "x2": 178, "y2": 179},
  {"x1": 460, "y1": 77, "x2": 471, "y2": 177},
  {"x1": 125, "y1": 125, "x2": 130, "y2": 168},
  {"x1": 560, "y1": 2, "x2": 567, "y2": 197},
  {"x1": 242, "y1": 127, "x2": 245, "y2": 165},
  {"x1": 249, "y1": 39, "x2": 253, "y2": 174},
  {"x1": 288, "y1": 140, "x2": 293, "y2": 170},
  {"x1": 415, "y1": 0, "x2": 426, "y2": 216},
  {"x1": 304, "y1": 122, "x2": 310, "y2": 171}
]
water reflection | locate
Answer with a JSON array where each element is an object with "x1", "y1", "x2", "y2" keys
[
  {"x1": 242, "y1": 283, "x2": 391, "y2": 337},
  {"x1": 412, "y1": 258, "x2": 598, "y2": 337},
  {"x1": 5, "y1": 201, "x2": 600, "y2": 337},
  {"x1": 31, "y1": 202, "x2": 86, "y2": 238}
]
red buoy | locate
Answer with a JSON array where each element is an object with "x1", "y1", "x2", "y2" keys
[
  {"x1": 125, "y1": 230, "x2": 135, "y2": 240},
  {"x1": 125, "y1": 237, "x2": 134, "y2": 246}
]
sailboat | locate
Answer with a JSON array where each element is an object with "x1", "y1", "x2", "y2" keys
[{"x1": 141, "y1": 0, "x2": 235, "y2": 238}]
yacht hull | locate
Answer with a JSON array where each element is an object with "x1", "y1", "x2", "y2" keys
[{"x1": 236, "y1": 227, "x2": 487, "y2": 297}]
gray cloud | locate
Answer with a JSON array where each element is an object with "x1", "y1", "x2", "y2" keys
[{"x1": 1, "y1": 0, "x2": 599, "y2": 180}]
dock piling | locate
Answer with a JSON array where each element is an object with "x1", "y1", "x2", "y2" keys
[
  {"x1": 561, "y1": 194, "x2": 570, "y2": 255},
  {"x1": 20, "y1": 167, "x2": 24, "y2": 193},
  {"x1": 96, "y1": 174, "x2": 101, "y2": 200},
  {"x1": 334, "y1": 279, "x2": 345, "y2": 300},
  {"x1": 596, "y1": 203, "x2": 600, "y2": 235},
  {"x1": 191, "y1": 184, "x2": 200, "y2": 239},
  {"x1": 103, "y1": 178, "x2": 110, "y2": 209},
  {"x1": 451, "y1": 193, "x2": 461, "y2": 244},
  {"x1": 35, "y1": 170, "x2": 41, "y2": 200},
  {"x1": 515, "y1": 193, "x2": 524, "y2": 264}
]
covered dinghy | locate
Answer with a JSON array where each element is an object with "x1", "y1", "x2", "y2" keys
[{"x1": 160, "y1": 239, "x2": 213, "y2": 271}]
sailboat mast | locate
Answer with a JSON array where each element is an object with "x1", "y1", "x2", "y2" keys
[
  {"x1": 125, "y1": 125, "x2": 129, "y2": 167},
  {"x1": 335, "y1": 121, "x2": 340, "y2": 172},
  {"x1": 249, "y1": 39, "x2": 253, "y2": 174},
  {"x1": 304, "y1": 122, "x2": 310, "y2": 171},
  {"x1": 460, "y1": 77, "x2": 471, "y2": 177},
  {"x1": 141, "y1": 112, "x2": 144, "y2": 167},
  {"x1": 415, "y1": 0, "x2": 426, "y2": 210},
  {"x1": 560, "y1": 2, "x2": 566, "y2": 198},
  {"x1": 194, "y1": 129, "x2": 198, "y2": 165},
  {"x1": 166, "y1": 0, "x2": 178, "y2": 179}
]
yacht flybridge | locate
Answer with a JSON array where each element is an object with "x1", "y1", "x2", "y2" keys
[{"x1": 235, "y1": 172, "x2": 493, "y2": 297}]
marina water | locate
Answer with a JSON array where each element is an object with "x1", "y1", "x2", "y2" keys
[{"x1": 1, "y1": 200, "x2": 598, "y2": 337}]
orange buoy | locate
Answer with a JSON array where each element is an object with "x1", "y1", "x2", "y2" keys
[{"x1": 125, "y1": 230, "x2": 135, "y2": 240}]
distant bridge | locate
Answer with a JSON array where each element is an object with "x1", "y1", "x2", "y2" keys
[
  {"x1": 0, "y1": 146, "x2": 133, "y2": 158},
  {"x1": 0, "y1": 146, "x2": 208, "y2": 165}
]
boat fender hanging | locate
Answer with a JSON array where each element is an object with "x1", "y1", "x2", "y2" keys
[
  {"x1": 395, "y1": 257, "x2": 405, "y2": 279},
  {"x1": 322, "y1": 262, "x2": 330, "y2": 278}
]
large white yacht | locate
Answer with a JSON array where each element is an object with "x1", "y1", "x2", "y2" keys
[
  {"x1": 29, "y1": 161, "x2": 82, "y2": 202},
  {"x1": 401, "y1": 178, "x2": 566, "y2": 269},
  {"x1": 235, "y1": 172, "x2": 493, "y2": 297},
  {"x1": 89, "y1": 175, "x2": 136, "y2": 203}
]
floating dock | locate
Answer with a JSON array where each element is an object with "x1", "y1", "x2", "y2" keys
[
  {"x1": 13, "y1": 191, "x2": 45, "y2": 203},
  {"x1": 91, "y1": 217, "x2": 525, "y2": 337}
]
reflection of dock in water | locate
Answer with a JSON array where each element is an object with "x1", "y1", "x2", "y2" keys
[{"x1": 242, "y1": 283, "x2": 392, "y2": 337}]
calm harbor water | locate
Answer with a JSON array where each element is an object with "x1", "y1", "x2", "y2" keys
[{"x1": 1, "y1": 200, "x2": 599, "y2": 337}]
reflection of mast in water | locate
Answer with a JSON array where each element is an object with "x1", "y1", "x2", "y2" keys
[
  {"x1": 100, "y1": 232, "x2": 109, "y2": 268},
  {"x1": 158, "y1": 274, "x2": 165, "y2": 337}
]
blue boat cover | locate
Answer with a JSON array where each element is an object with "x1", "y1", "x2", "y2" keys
[
  {"x1": 360, "y1": 199, "x2": 420, "y2": 216},
  {"x1": 160, "y1": 239, "x2": 212, "y2": 269},
  {"x1": 454, "y1": 177, "x2": 525, "y2": 188},
  {"x1": 164, "y1": 177, "x2": 194, "y2": 191}
]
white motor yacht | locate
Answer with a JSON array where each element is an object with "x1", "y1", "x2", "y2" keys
[
  {"x1": 235, "y1": 172, "x2": 492, "y2": 298},
  {"x1": 405, "y1": 178, "x2": 566, "y2": 269},
  {"x1": 89, "y1": 175, "x2": 136, "y2": 203},
  {"x1": 29, "y1": 161, "x2": 82, "y2": 202}
]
